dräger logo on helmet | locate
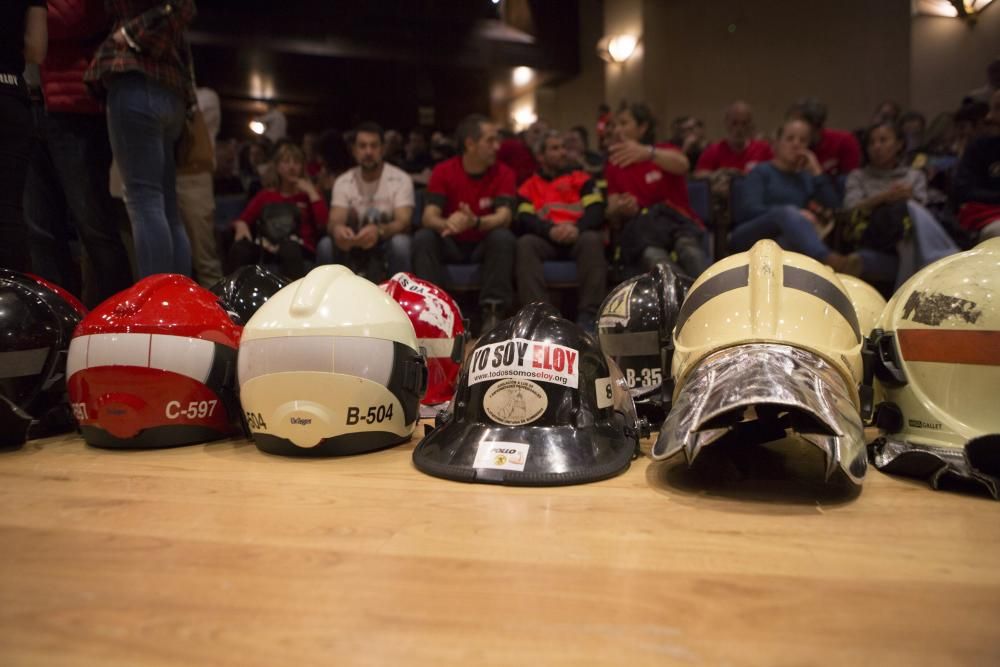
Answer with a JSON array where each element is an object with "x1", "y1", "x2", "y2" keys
[
  {"x1": 468, "y1": 338, "x2": 579, "y2": 388},
  {"x1": 290, "y1": 416, "x2": 312, "y2": 426}
]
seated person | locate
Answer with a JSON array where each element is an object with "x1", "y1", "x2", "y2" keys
[
  {"x1": 695, "y1": 101, "x2": 773, "y2": 181},
  {"x1": 226, "y1": 143, "x2": 327, "y2": 280},
  {"x1": 604, "y1": 101, "x2": 708, "y2": 277},
  {"x1": 955, "y1": 89, "x2": 1000, "y2": 241},
  {"x1": 563, "y1": 125, "x2": 604, "y2": 176},
  {"x1": 670, "y1": 115, "x2": 708, "y2": 169},
  {"x1": 412, "y1": 114, "x2": 517, "y2": 334},
  {"x1": 730, "y1": 118, "x2": 860, "y2": 274},
  {"x1": 788, "y1": 97, "x2": 862, "y2": 177},
  {"x1": 319, "y1": 121, "x2": 414, "y2": 282},
  {"x1": 515, "y1": 130, "x2": 607, "y2": 330},
  {"x1": 842, "y1": 121, "x2": 930, "y2": 284}
]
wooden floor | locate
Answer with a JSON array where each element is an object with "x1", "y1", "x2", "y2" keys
[{"x1": 1, "y1": 426, "x2": 998, "y2": 667}]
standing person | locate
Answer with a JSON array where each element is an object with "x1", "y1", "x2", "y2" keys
[
  {"x1": 320, "y1": 121, "x2": 414, "y2": 282},
  {"x1": 84, "y1": 0, "x2": 196, "y2": 278},
  {"x1": 176, "y1": 85, "x2": 223, "y2": 287},
  {"x1": 412, "y1": 114, "x2": 517, "y2": 334},
  {"x1": 26, "y1": 0, "x2": 134, "y2": 306},
  {"x1": 515, "y1": 130, "x2": 607, "y2": 330},
  {"x1": 0, "y1": 1, "x2": 47, "y2": 272},
  {"x1": 955, "y1": 90, "x2": 1000, "y2": 241}
]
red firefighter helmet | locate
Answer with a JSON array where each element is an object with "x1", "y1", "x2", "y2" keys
[
  {"x1": 379, "y1": 272, "x2": 466, "y2": 405},
  {"x1": 67, "y1": 274, "x2": 243, "y2": 448}
]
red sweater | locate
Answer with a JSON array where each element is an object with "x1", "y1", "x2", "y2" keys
[
  {"x1": 42, "y1": 0, "x2": 110, "y2": 114},
  {"x1": 236, "y1": 189, "x2": 328, "y2": 253}
]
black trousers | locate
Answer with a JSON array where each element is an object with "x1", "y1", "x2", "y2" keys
[
  {"x1": 225, "y1": 238, "x2": 308, "y2": 280},
  {"x1": 25, "y1": 110, "x2": 134, "y2": 306},
  {"x1": 412, "y1": 227, "x2": 516, "y2": 309},
  {"x1": 0, "y1": 92, "x2": 33, "y2": 272},
  {"x1": 515, "y1": 230, "x2": 607, "y2": 317}
]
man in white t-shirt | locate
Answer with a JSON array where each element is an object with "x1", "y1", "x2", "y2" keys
[{"x1": 319, "y1": 121, "x2": 414, "y2": 280}]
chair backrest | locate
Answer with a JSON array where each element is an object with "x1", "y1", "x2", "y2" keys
[
  {"x1": 686, "y1": 178, "x2": 711, "y2": 225},
  {"x1": 728, "y1": 174, "x2": 748, "y2": 225},
  {"x1": 411, "y1": 187, "x2": 425, "y2": 230}
]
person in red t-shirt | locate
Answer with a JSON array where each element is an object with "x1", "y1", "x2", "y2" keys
[
  {"x1": 604, "y1": 102, "x2": 708, "y2": 277},
  {"x1": 413, "y1": 114, "x2": 517, "y2": 334},
  {"x1": 695, "y1": 101, "x2": 773, "y2": 179},
  {"x1": 787, "y1": 97, "x2": 861, "y2": 178},
  {"x1": 226, "y1": 142, "x2": 328, "y2": 280}
]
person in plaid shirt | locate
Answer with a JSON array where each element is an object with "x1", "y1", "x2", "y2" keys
[{"x1": 84, "y1": 1, "x2": 197, "y2": 278}]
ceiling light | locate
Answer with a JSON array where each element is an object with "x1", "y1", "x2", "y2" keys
[
  {"x1": 597, "y1": 34, "x2": 639, "y2": 63},
  {"x1": 513, "y1": 66, "x2": 534, "y2": 86}
]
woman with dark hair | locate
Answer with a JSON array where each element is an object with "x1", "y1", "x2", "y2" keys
[
  {"x1": 604, "y1": 102, "x2": 707, "y2": 276},
  {"x1": 730, "y1": 117, "x2": 860, "y2": 274},
  {"x1": 0, "y1": 0, "x2": 46, "y2": 272}
]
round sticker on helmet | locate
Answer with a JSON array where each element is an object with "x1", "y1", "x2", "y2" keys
[{"x1": 483, "y1": 379, "x2": 548, "y2": 426}]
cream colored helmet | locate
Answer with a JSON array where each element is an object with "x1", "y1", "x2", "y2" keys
[
  {"x1": 652, "y1": 240, "x2": 867, "y2": 483},
  {"x1": 238, "y1": 265, "x2": 426, "y2": 456},
  {"x1": 868, "y1": 237, "x2": 1000, "y2": 498},
  {"x1": 838, "y1": 274, "x2": 888, "y2": 418}
]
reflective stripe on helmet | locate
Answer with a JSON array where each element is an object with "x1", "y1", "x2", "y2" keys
[
  {"x1": 675, "y1": 265, "x2": 749, "y2": 334},
  {"x1": 238, "y1": 336, "x2": 395, "y2": 386},
  {"x1": 897, "y1": 329, "x2": 1000, "y2": 365},
  {"x1": 782, "y1": 266, "x2": 861, "y2": 343},
  {"x1": 66, "y1": 333, "x2": 218, "y2": 383},
  {"x1": 674, "y1": 262, "x2": 861, "y2": 342},
  {"x1": 0, "y1": 348, "x2": 49, "y2": 379}
]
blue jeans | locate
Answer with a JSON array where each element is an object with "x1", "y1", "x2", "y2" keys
[
  {"x1": 25, "y1": 110, "x2": 134, "y2": 305},
  {"x1": 106, "y1": 73, "x2": 190, "y2": 277},
  {"x1": 315, "y1": 232, "x2": 412, "y2": 280},
  {"x1": 729, "y1": 205, "x2": 830, "y2": 260}
]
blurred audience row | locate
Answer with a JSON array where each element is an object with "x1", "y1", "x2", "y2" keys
[{"x1": 1, "y1": 3, "x2": 998, "y2": 336}]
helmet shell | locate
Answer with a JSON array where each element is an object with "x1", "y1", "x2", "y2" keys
[
  {"x1": 672, "y1": 239, "x2": 863, "y2": 401},
  {"x1": 0, "y1": 270, "x2": 85, "y2": 444},
  {"x1": 67, "y1": 274, "x2": 243, "y2": 448},
  {"x1": 413, "y1": 303, "x2": 642, "y2": 486},
  {"x1": 380, "y1": 272, "x2": 465, "y2": 405},
  {"x1": 238, "y1": 265, "x2": 426, "y2": 456},
  {"x1": 209, "y1": 265, "x2": 290, "y2": 327}
]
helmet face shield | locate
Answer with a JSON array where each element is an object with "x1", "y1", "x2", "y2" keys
[
  {"x1": 414, "y1": 303, "x2": 642, "y2": 486},
  {"x1": 654, "y1": 344, "x2": 867, "y2": 483}
]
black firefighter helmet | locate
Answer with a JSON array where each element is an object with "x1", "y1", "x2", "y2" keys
[
  {"x1": 413, "y1": 302, "x2": 646, "y2": 486},
  {"x1": 0, "y1": 270, "x2": 85, "y2": 446},
  {"x1": 209, "y1": 265, "x2": 290, "y2": 326},
  {"x1": 597, "y1": 261, "x2": 690, "y2": 423}
]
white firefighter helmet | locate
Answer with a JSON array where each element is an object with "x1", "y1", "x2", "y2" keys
[
  {"x1": 868, "y1": 237, "x2": 1000, "y2": 498},
  {"x1": 653, "y1": 240, "x2": 867, "y2": 483},
  {"x1": 238, "y1": 265, "x2": 426, "y2": 456}
]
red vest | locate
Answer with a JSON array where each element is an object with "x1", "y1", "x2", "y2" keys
[{"x1": 518, "y1": 170, "x2": 591, "y2": 225}]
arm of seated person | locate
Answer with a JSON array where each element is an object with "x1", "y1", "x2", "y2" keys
[
  {"x1": 327, "y1": 206, "x2": 355, "y2": 250},
  {"x1": 384, "y1": 205, "x2": 413, "y2": 238},
  {"x1": 651, "y1": 145, "x2": 690, "y2": 175}
]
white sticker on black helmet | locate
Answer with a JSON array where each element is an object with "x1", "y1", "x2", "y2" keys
[
  {"x1": 598, "y1": 281, "x2": 635, "y2": 328},
  {"x1": 468, "y1": 337, "x2": 579, "y2": 388},
  {"x1": 472, "y1": 441, "x2": 530, "y2": 472},
  {"x1": 595, "y1": 376, "x2": 613, "y2": 409},
  {"x1": 483, "y1": 379, "x2": 548, "y2": 426}
]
